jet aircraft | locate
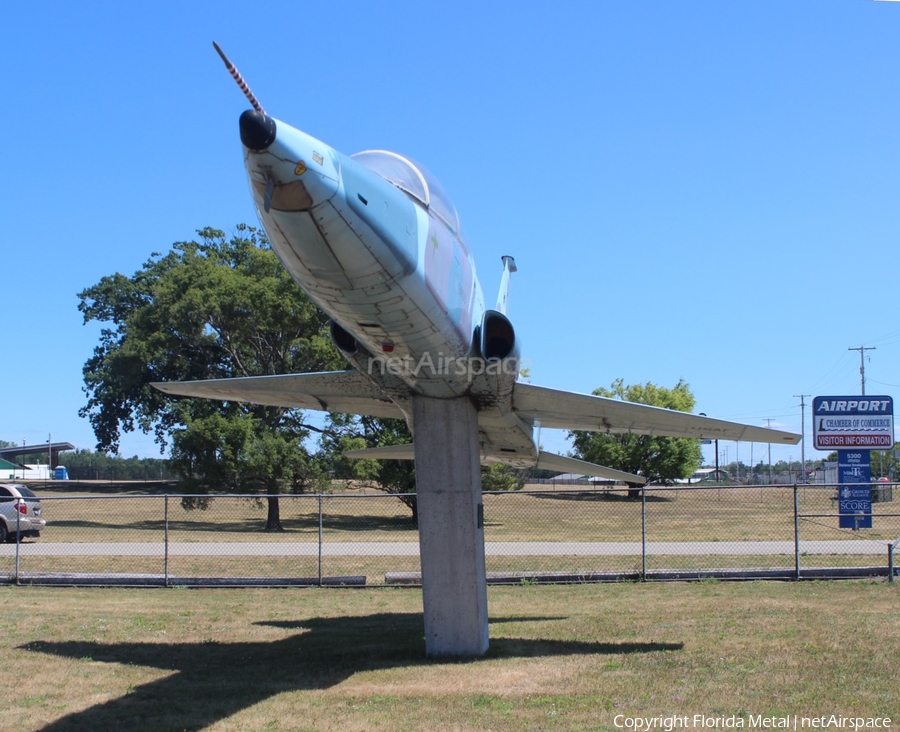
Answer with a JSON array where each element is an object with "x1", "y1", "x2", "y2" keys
[
  {"x1": 154, "y1": 45, "x2": 800, "y2": 486},
  {"x1": 154, "y1": 45, "x2": 801, "y2": 657}
]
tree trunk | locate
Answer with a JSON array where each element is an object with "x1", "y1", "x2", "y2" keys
[{"x1": 265, "y1": 495, "x2": 284, "y2": 531}]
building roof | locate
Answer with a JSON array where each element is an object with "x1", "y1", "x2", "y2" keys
[{"x1": 0, "y1": 442, "x2": 75, "y2": 461}]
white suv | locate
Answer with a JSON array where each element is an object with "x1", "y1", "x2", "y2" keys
[{"x1": 0, "y1": 483, "x2": 46, "y2": 542}]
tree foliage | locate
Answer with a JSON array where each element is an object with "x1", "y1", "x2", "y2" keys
[
  {"x1": 78, "y1": 226, "x2": 344, "y2": 526},
  {"x1": 57, "y1": 449, "x2": 177, "y2": 481},
  {"x1": 323, "y1": 415, "x2": 419, "y2": 520},
  {"x1": 481, "y1": 463, "x2": 527, "y2": 492},
  {"x1": 570, "y1": 378, "x2": 703, "y2": 491},
  {"x1": 322, "y1": 415, "x2": 527, "y2": 522}
]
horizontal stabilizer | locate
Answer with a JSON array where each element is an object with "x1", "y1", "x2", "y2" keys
[
  {"x1": 152, "y1": 370, "x2": 405, "y2": 419},
  {"x1": 536, "y1": 451, "x2": 647, "y2": 485},
  {"x1": 514, "y1": 383, "x2": 800, "y2": 444},
  {"x1": 345, "y1": 444, "x2": 646, "y2": 485},
  {"x1": 344, "y1": 443, "x2": 416, "y2": 460}
]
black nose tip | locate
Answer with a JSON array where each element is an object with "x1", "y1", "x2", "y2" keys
[{"x1": 239, "y1": 109, "x2": 277, "y2": 151}]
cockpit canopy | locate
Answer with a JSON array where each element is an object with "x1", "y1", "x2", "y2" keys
[{"x1": 351, "y1": 150, "x2": 462, "y2": 238}]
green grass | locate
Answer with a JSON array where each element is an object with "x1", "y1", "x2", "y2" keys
[{"x1": 0, "y1": 581, "x2": 898, "y2": 730}]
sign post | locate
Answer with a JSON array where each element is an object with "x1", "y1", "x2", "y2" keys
[
  {"x1": 836, "y1": 450, "x2": 872, "y2": 529},
  {"x1": 813, "y1": 396, "x2": 893, "y2": 531}
]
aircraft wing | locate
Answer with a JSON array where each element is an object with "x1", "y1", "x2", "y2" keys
[
  {"x1": 344, "y1": 443, "x2": 647, "y2": 485},
  {"x1": 513, "y1": 383, "x2": 801, "y2": 444},
  {"x1": 344, "y1": 444, "x2": 647, "y2": 484},
  {"x1": 343, "y1": 444, "x2": 416, "y2": 460},
  {"x1": 152, "y1": 371, "x2": 405, "y2": 419},
  {"x1": 535, "y1": 451, "x2": 648, "y2": 484}
]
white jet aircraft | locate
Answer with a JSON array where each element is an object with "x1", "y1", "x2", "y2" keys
[{"x1": 154, "y1": 44, "x2": 800, "y2": 486}]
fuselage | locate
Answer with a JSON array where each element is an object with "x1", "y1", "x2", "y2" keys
[{"x1": 239, "y1": 111, "x2": 537, "y2": 463}]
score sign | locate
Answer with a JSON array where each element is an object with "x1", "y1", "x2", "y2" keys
[
  {"x1": 837, "y1": 450, "x2": 872, "y2": 529},
  {"x1": 812, "y1": 396, "x2": 894, "y2": 450}
]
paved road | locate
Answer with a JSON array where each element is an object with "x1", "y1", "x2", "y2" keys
[{"x1": 0, "y1": 540, "x2": 892, "y2": 556}]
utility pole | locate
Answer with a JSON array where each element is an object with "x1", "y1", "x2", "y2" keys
[
  {"x1": 848, "y1": 345, "x2": 875, "y2": 395},
  {"x1": 794, "y1": 395, "x2": 809, "y2": 483},
  {"x1": 764, "y1": 419, "x2": 773, "y2": 484}
]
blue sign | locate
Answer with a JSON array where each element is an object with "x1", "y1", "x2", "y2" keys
[
  {"x1": 813, "y1": 395, "x2": 894, "y2": 450},
  {"x1": 837, "y1": 449, "x2": 872, "y2": 529}
]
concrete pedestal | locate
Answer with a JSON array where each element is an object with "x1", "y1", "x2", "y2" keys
[{"x1": 412, "y1": 395, "x2": 489, "y2": 657}]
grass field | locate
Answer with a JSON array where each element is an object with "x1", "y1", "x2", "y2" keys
[
  {"x1": 3, "y1": 485, "x2": 896, "y2": 583},
  {"x1": 22, "y1": 484, "x2": 900, "y2": 545},
  {"x1": 1, "y1": 581, "x2": 897, "y2": 731}
]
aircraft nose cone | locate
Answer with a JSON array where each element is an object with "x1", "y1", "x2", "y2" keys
[{"x1": 239, "y1": 110, "x2": 277, "y2": 151}]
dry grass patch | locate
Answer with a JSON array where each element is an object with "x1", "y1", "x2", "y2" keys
[
  {"x1": 0, "y1": 581, "x2": 897, "y2": 731},
  {"x1": 30, "y1": 485, "x2": 900, "y2": 547}
]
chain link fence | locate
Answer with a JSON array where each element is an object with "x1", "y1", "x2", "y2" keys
[{"x1": 2, "y1": 483, "x2": 898, "y2": 586}]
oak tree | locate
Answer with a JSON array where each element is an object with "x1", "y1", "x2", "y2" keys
[{"x1": 78, "y1": 226, "x2": 344, "y2": 529}]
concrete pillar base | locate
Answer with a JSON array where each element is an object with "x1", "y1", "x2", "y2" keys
[{"x1": 412, "y1": 395, "x2": 489, "y2": 658}]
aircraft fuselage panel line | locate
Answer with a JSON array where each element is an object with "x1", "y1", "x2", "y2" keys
[{"x1": 412, "y1": 394, "x2": 489, "y2": 658}]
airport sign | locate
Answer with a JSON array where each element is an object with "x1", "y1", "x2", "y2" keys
[{"x1": 812, "y1": 396, "x2": 894, "y2": 450}]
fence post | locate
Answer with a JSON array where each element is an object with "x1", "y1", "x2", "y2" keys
[
  {"x1": 164, "y1": 495, "x2": 170, "y2": 587},
  {"x1": 793, "y1": 484, "x2": 800, "y2": 580},
  {"x1": 889, "y1": 543, "x2": 894, "y2": 584},
  {"x1": 318, "y1": 494, "x2": 324, "y2": 586},
  {"x1": 15, "y1": 498, "x2": 21, "y2": 586},
  {"x1": 640, "y1": 487, "x2": 647, "y2": 581}
]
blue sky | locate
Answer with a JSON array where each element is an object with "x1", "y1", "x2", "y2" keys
[{"x1": 2, "y1": 1, "x2": 899, "y2": 468}]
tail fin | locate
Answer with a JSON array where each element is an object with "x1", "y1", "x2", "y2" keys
[{"x1": 495, "y1": 255, "x2": 517, "y2": 315}]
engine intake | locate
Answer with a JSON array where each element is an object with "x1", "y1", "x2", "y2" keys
[
  {"x1": 479, "y1": 310, "x2": 516, "y2": 361},
  {"x1": 330, "y1": 321, "x2": 359, "y2": 354}
]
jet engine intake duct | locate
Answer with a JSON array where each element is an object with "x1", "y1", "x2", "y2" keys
[
  {"x1": 480, "y1": 310, "x2": 516, "y2": 361},
  {"x1": 330, "y1": 321, "x2": 360, "y2": 355}
]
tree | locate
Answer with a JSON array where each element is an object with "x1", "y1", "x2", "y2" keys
[
  {"x1": 323, "y1": 415, "x2": 419, "y2": 521},
  {"x1": 570, "y1": 378, "x2": 703, "y2": 496},
  {"x1": 61, "y1": 449, "x2": 177, "y2": 480},
  {"x1": 78, "y1": 226, "x2": 344, "y2": 529},
  {"x1": 481, "y1": 463, "x2": 527, "y2": 492},
  {"x1": 322, "y1": 415, "x2": 527, "y2": 522}
]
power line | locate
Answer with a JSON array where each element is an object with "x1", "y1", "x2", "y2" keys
[{"x1": 867, "y1": 378, "x2": 900, "y2": 388}]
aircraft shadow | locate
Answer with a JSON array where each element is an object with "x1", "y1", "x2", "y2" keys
[
  {"x1": 49, "y1": 513, "x2": 418, "y2": 535},
  {"x1": 25, "y1": 612, "x2": 682, "y2": 731},
  {"x1": 526, "y1": 491, "x2": 673, "y2": 503}
]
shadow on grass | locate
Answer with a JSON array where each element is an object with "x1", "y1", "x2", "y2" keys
[
  {"x1": 48, "y1": 513, "x2": 419, "y2": 535},
  {"x1": 525, "y1": 491, "x2": 673, "y2": 503},
  {"x1": 25, "y1": 612, "x2": 682, "y2": 731}
]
